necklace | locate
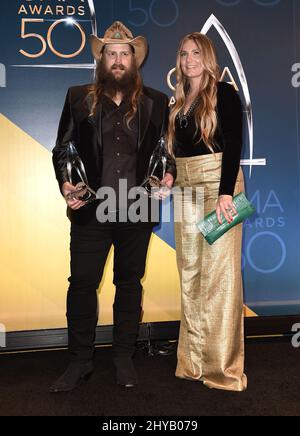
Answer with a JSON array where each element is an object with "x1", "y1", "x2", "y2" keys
[{"x1": 177, "y1": 97, "x2": 199, "y2": 129}]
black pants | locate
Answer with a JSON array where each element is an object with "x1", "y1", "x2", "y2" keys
[{"x1": 67, "y1": 219, "x2": 153, "y2": 362}]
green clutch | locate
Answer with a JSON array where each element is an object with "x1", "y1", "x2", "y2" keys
[{"x1": 197, "y1": 192, "x2": 255, "y2": 245}]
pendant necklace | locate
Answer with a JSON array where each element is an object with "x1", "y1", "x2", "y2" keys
[{"x1": 178, "y1": 97, "x2": 199, "y2": 129}]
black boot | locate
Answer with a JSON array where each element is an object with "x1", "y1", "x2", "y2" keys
[
  {"x1": 112, "y1": 289, "x2": 142, "y2": 388},
  {"x1": 49, "y1": 361, "x2": 93, "y2": 393},
  {"x1": 113, "y1": 356, "x2": 138, "y2": 388}
]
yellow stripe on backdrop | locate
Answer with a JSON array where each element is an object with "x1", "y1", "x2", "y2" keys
[{"x1": 0, "y1": 114, "x2": 256, "y2": 332}]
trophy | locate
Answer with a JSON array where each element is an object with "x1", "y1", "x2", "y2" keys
[
  {"x1": 140, "y1": 137, "x2": 168, "y2": 196},
  {"x1": 65, "y1": 142, "x2": 97, "y2": 204}
]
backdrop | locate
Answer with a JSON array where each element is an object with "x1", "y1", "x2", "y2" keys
[{"x1": 1, "y1": 0, "x2": 299, "y2": 332}]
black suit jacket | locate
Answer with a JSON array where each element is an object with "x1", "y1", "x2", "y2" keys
[{"x1": 52, "y1": 85, "x2": 176, "y2": 224}]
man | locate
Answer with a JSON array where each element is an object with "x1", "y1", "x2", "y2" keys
[{"x1": 51, "y1": 21, "x2": 176, "y2": 392}]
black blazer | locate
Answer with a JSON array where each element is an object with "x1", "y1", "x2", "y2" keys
[{"x1": 52, "y1": 85, "x2": 176, "y2": 224}]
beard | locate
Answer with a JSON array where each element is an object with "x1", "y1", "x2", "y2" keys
[{"x1": 96, "y1": 59, "x2": 139, "y2": 100}]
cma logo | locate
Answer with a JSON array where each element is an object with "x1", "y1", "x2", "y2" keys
[
  {"x1": 0, "y1": 63, "x2": 6, "y2": 87},
  {"x1": 291, "y1": 324, "x2": 300, "y2": 348}
]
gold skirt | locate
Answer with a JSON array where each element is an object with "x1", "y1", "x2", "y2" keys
[{"x1": 174, "y1": 152, "x2": 247, "y2": 392}]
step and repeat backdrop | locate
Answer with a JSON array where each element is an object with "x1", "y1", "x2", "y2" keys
[{"x1": 1, "y1": 0, "x2": 300, "y2": 332}]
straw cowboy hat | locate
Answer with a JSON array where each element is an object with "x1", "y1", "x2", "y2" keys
[{"x1": 90, "y1": 21, "x2": 148, "y2": 67}]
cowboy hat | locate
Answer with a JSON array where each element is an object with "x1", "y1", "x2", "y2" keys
[{"x1": 90, "y1": 21, "x2": 148, "y2": 67}]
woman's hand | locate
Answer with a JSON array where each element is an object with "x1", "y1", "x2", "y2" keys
[
  {"x1": 155, "y1": 172, "x2": 174, "y2": 200},
  {"x1": 62, "y1": 182, "x2": 85, "y2": 210},
  {"x1": 161, "y1": 172, "x2": 174, "y2": 189},
  {"x1": 216, "y1": 195, "x2": 237, "y2": 225}
]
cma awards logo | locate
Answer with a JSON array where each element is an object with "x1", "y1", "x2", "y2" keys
[
  {"x1": 13, "y1": 0, "x2": 98, "y2": 69},
  {"x1": 167, "y1": 14, "x2": 266, "y2": 178}
]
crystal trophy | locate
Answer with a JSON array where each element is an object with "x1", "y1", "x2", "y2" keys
[
  {"x1": 140, "y1": 137, "x2": 168, "y2": 196},
  {"x1": 65, "y1": 142, "x2": 97, "y2": 204}
]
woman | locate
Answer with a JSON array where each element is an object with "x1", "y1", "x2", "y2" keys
[{"x1": 168, "y1": 33, "x2": 247, "y2": 391}]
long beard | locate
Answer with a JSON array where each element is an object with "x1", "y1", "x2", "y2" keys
[{"x1": 97, "y1": 61, "x2": 138, "y2": 100}]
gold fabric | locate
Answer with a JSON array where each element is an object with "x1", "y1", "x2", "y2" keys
[{"x1": 174, "y1": 152, "x2": 247, "y2": 392}]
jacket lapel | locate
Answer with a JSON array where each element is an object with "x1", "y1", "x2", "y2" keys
[{"x1": 138, "y1": 94, "x2": 153, "y2": 150}]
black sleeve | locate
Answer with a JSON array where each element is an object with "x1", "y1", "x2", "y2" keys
[
  {"x1": 218, "y1": 86, "x2": 243, "y2": 196},
  {"x1": 52, "y1": 88, "x2": 75, "y2": 193},
  {"x1": 162, "y1": 95, "x2": 177, "y2": 182}
]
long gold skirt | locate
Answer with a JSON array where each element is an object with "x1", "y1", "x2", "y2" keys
[{"x1": 174, "y1": 153, "x2": 247, "y2": 392}]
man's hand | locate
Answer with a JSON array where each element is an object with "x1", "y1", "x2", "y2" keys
[
  {"x1": 216, "y1": 194, "x2": 237, "y2": 225},
  {"x1": 62, "y1": 182, "x2": 85, "y2": 210}
]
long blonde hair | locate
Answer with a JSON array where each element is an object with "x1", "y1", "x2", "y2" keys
[{"x1": 167, "y1": 33, "x2": 220, "y2": 155}]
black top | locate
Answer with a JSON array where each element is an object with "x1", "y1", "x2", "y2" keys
[
  {"x1": 100, "y1": 94, "x2": 138, "y2": 209},
  {"x1": 174, "y1": 82, "x2": 243, "y2": 196}
]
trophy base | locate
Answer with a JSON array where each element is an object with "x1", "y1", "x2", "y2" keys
[
  {"x1": 66, "y1": 182, "x2": 97, "y2": 204},
  {"x1": 141, "y1": 176, "x2": 161, "y2": 193},
  {"x1": 139, "y1": 176, "x2": 171, "y2": 199}
]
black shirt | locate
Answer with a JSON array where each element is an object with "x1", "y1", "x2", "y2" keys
[
  {"x1": 100, "y1": 95, "x2": 138, "y2": 209},
  {"x1": 174, "y1": 82, "x2": 243, "y2": 196}
]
